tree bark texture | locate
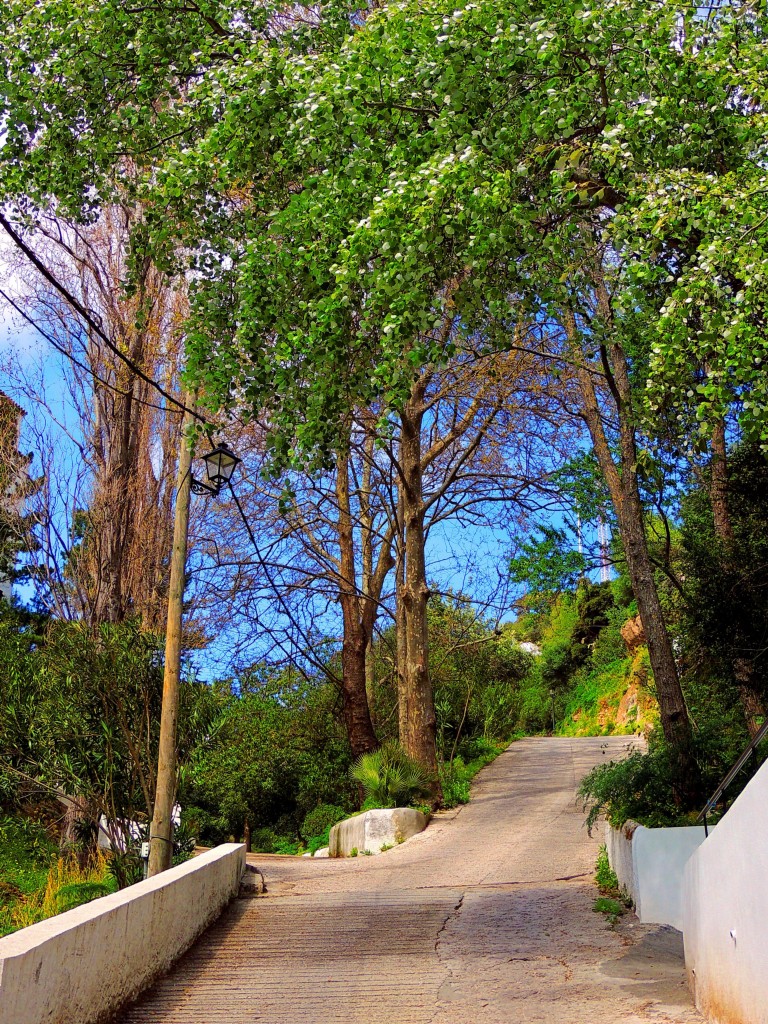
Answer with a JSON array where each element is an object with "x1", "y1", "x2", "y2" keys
[
  {"x1": 398, "y1": 387, "x2": 441, "y2": 793},
  {"x1": 336, "y1": 450, "x2": 379, "y2": 758},
  {"x1": 567, "y1": 298, "x2": 700, "y2": 803}
]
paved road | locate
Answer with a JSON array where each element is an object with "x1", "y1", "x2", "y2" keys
[{"x1": 117, "y1": 737, "x2": 702, "y2": 1023}]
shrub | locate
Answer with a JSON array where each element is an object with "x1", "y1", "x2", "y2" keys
[
  {"x1": 439, "y1": 758, "x2": 471, "y2": 806},
  {"x1": 251, "y1": 827, "x2": 280, "y2": 853},
  {"x1": 307, "y1": 830, "x2": 333, "y2": 855},
  {"x1": 301, "y1": 804, "x2": 346, "y2": 841},
  {"x1": 4, "y1": 854, "x2": 117, "y2": 933},
  {"x1": 350, "y1": 741, "x2": 434, "y2": 808},
  {"x1": 578, "y1": 749, "x2": 686, "y2": 832},
  {"x1": 273, "y1": 837, "x2": 301, "y2": 856}
]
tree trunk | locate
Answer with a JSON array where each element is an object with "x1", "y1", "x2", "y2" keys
[
  {"x1": 336, "y1": 450, "x2": 379, "y2": 758},
  {"x1": 709, "y1": 417, "x2": 733, "y2": 542},
  {"x1": 399, "y1": 390, "x2": 441, "y2": 797},
  {"x1": 395, "y1": 489, "x2": 409, "y2": 745},
  {"x1": 709, "y1": 417, "x2": 765, "y2": 737},
  {"x1": 567, "y1": 297, "x2": 700, "y2": 804},
  {"x1": 90, "y1": 371, "x2": 140, "y2": 623}
]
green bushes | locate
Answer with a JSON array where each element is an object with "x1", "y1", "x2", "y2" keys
[
  {"x1": 439, "y1": 738, "x2": 507, "y2": 807},
  {"x1": 183, "y1": 673, "x2": 357, "y2": 847},
  {"x1": 301, "y1": 804, "x2": 346, "y2": 841},
  {"x1": 579, "y1": 748, "x2": 686, "y2": 831}
]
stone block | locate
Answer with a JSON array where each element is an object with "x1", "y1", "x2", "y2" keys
[{"x1": 329, "y1": 808, "x2": 428, "y2": 857}]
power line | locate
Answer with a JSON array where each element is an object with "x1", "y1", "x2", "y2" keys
[
  {"x1": 0, "y1": 212, "x2": 207, "y2": 424},
  {"x1": 0, "y1": 287, "x2": 174, "y2": 416}
]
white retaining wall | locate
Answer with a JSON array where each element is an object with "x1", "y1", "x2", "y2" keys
[
  {"x1": 605, "y1": 819, "x2": 638, "y2": 901},
  {"x1": 0, "y1": 843, "x2": 245, "y2": 1024},
  {"x1": 683, "y1": 759, "x2": 768, "y2": 1024},
  {"x1": 606, "y1": 821, "x2": 707, "y2": 930}
]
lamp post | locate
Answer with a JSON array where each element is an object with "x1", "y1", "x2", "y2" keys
[{"x1": 147, "y1": 434, "x2": 240, "y2": 877}]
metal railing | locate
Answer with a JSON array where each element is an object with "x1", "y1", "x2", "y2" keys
[{"x1": 697, "y1": 718, "x2": 768, "y2": 836}]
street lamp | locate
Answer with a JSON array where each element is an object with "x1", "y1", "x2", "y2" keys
[{"x1": 191, "y1": 443, "x2": 241, "y2": 496}]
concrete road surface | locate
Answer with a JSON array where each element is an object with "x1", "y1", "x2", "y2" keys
[{"x1": 116, "y1": 736, "x2": 702, "y2": 1023}]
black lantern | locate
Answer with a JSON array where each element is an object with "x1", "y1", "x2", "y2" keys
[{"x1": 191, "y1": 444, "x2": 241, "y2": 495}]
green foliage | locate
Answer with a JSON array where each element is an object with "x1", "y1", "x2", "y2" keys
[
  {"x1": 350, "y1": 741, "x2": 434, "y2": 808},
  {"x1": 579, "y1": 750, "x2": 682, "y2": 832},
  {"x1": 307, "y1": 831, "x2": 333, "y2": 856},
  {"x1": 0, "y1": 815, "x2": 56, "y2": 935},
  {"x1": 424, "y1": 595, "x2": 532, "y2": 756},
  {"x1": 439, "y1": 738, "x2": 507, "y2": 808},
  {"x1": 105, "y1": 851, "x2": 143, "y2": 890},
  {"x1": 593, "y1": 896, "x2": 625, "y2": 924},
  {"x1": 273, "y1": 838, "x2": 302, "y2": 856},
  {"x1": 595, "y1": 846, "x2": 620, "y2": 896},
  {"x1": 183, "y1": 672, "x2": 356, "y2": 845},
  {"x1": 3, "y1": 0, "x2": 768, "y2": 469},
  {"x1": 590, "y1": 608, "x2": 629, "y2": 671},
  {"x1": 301, "y1": 804, "x2": 346, "y2": 841},
  {"x1": 678, "y1": 443, "x2": 768, "y2": 713},
  {"x1": 251, "y1": 828, "x2": 280, "y2": 854},
  {"x1": 509, "y1": 527, "x2": 586, "y2": 608},
  {"x1": 369, "y1": 595, "x2": 531, "y2": 762},
  {"x1": 54, "y1": 881, "x2": 114, "y2": 914},
  {"x1": 558, "y1": 658, "x2": 638, "y2": 738}
]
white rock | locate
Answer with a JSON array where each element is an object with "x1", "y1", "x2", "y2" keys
[{"x1": 314, "y1": 847, "x2": 330, "y2": 858}]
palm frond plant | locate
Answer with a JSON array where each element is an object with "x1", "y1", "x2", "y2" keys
[{"x1": 350, "y1": 741, "x2": 434, "y2": 808}]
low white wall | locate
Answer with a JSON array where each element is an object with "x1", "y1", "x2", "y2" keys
[
  {"x1": 0, "y1": 843, "x2": 245, "y2": 1024},
  {"x1": 605, "y1": 821, "x2": 707, "y2": 930},
  {"x1": 605, "y1": 819, "x2": 638, "y2": 901},
  {"x1": 634, "y1": 824, "x2": 708, "y2": 929},
  {"x1": 683, "y1": 760, "x2": 768, "y2": 1024}
]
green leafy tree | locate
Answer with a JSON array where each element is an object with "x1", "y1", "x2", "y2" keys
[
  {"x1": 182, "y1": 673, "x2": 356, "y2": 844},
  {"x1": 509, "y1": 527, "x2": 586, "y2": 610}
]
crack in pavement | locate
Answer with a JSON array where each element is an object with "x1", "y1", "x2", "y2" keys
[{"x1": 432, "y1": 891, "x2": 467, "y2": 1023}]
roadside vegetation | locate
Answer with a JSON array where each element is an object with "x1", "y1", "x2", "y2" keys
[{"x1": 1, "y1": 0, "x2": 768, "y2": 936}]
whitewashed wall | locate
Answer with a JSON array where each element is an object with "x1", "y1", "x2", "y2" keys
[
  {"x1": 683, "y1": 760, "x2": 768, "y2": 1024},
  {"x1": 0, "y1": 843, "x2": 245, "y2": 1024},
  {"x1": 605, "y1": 821, "x2": 707, "y2": 930}
]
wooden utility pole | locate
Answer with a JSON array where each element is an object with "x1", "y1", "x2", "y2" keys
[{"x1": 147, "y1": 403, "x2": 195, "y2": 876}]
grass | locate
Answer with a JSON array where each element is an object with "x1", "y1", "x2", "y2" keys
[
  {"x1": 0, "y1": 815, "x2": 118, "y2": 937},
  {"x1": 592, "y1": 845, "x2": 632, "y2": 928},
  {"x1": 592, "y1": 896, "x2": 626, "y2": 926},
  {"x1": 439, "y1": 737, "x2": 516, "y2": 808},
  {"x1": 595, "y1": 844, "x2": 621, "y2": 895},
  {"x1": 6, "y1": 855, "x2": 117, "y2": 933}
]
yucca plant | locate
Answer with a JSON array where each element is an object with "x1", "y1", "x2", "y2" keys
[{"x1": 350, "y1": 741, "x2": 435, "y2": 808}]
